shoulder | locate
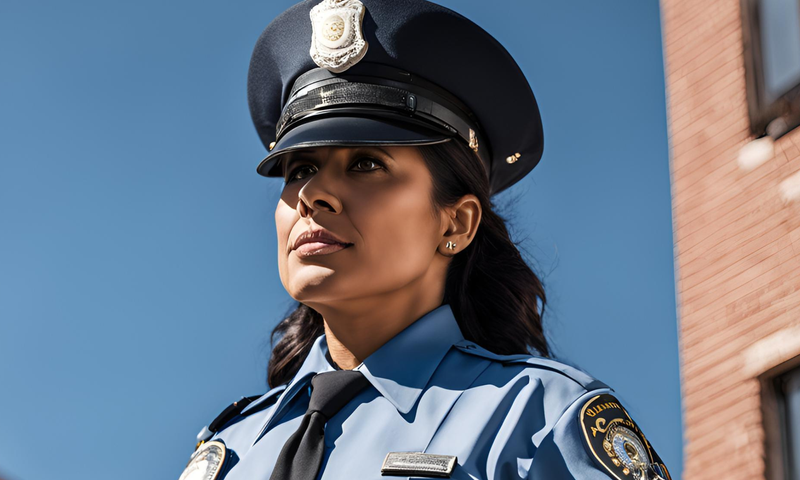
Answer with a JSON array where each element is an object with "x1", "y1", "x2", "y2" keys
[
  {"x1": 452, "y1": 339, "x2": 610, "y2": 391},
  {"x1": 194, "y1": 383, "x2": 289, "y2": 448},
  {"x1": 450, "y1": 339, "x2": 614, "y2": 438},
  {"x1": 450, "y1": 341, "x2": 673, "y2": 479}
]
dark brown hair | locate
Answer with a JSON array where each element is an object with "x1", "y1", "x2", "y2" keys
[{"x1": 266, "y1": 139, "x2": 549, "y2": 388}]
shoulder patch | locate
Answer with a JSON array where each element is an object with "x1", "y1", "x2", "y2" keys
[
  {"x1": 578, "y1": 393, "x2": 672, "y2": 480},
  {"x1": 180, "y1": 440, "x2": 227, "y2": 480},
  {"x1": 454, "y1": 341, "x2": 609, "y2": 390}
]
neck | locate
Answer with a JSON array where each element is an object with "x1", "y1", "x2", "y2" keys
[{"x1": 310, "y1": 277, "x2": 446, "y2": 370}]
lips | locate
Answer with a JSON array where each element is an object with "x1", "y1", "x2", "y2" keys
[{"x1": 292, "y1": 228, "x2": 353, "y2": 257}]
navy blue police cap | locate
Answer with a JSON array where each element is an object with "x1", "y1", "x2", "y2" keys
[{"x1": 248, "y1": 0, "x2": 544, "y2": 195}]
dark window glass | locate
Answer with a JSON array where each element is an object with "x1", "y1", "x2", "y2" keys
[
  {"x1": 760, "y1": 0, "x2": 800, "y2": 103},
  {"x1": 741, "y1": 0, "x2": 800, "y2": 136},
  {"x1": 776, "y1": 366, "x2": 800, "y2": 480}
]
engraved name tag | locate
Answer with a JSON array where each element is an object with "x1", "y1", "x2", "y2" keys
[{"x1": 381, "y1": 452, "x2": 458, "y2": 478}]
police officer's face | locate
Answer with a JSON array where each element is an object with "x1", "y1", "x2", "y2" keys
[{"x1": 275, "y1": 145, "x2": 448, "y2": 305}]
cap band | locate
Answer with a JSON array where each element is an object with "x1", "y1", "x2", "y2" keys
[
  {"x1": 277, "y1": 82, "x2": 417, "y2": 137},
  {"x1": 275, "y1": 66, "x2": 490, "y2": 164}
]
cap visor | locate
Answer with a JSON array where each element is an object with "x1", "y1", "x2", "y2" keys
[{"x1": 256, "y1": 115, "x2": 452, "y2": 177}]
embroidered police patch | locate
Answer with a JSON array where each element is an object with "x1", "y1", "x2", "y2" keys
[
  {"x1": 578, "y1": 394, "x2": 671, "y2": 480},
  {"x1": 178, "y1": 440, "x2": 227, "y2": 480}
]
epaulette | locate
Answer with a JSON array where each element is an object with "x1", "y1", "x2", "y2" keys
[
  {"x1": 195, "y1": 383, "x2": 288, "y2": 449},
  {"x1": 453, "y1": 340, "x2": 610, "y2": 391}
]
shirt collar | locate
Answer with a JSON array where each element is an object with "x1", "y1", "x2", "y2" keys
[
  {"x1": 276, "y1": 303, "x2": 465, "y2": 415},
  {"x1": 356, "y1": 303, "x2": 465, "y2": 414}
]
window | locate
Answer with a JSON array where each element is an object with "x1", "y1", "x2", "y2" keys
[
  {"x1": 741, "y1": 0, "x2": 800, "y2": 137},
  {"x1": 776, "y1": 367, "x2": 800, "y2": 479},
  {"x1": 763, "y1": 360, "x2": 800, "y2": 480}
]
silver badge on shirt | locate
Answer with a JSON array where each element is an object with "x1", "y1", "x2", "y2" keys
[
  {"x1": 178, "y1": 440, "x2": 227, "y2": 480},
  {"x1": 381, "y1": 451, "x2": 458, "y2": 478},
  {"x1": 309, "y1": 0, "x2": 369, "y2": 73}
]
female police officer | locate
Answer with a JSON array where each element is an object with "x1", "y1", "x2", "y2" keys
[{"x1": 178, "y1": 1, "x2": 672, "y2": 479}]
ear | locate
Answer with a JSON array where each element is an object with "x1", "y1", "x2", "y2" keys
[{"x1": 438, "y1": 194, "x2": 482, "y2": 256}]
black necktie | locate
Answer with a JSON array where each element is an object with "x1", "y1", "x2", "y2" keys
[{"x1": 269, "y1": 370, "x2": 371, "y2": 480}]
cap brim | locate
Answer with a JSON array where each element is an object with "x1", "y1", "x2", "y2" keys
[{"x1": 256, "y1": 115, "x2": 452, "y2": 177}]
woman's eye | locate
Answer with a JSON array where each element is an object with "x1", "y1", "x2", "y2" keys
[
  {"x1": 351, "y1": 157, "x2": 383, "y2": 172},
  {"x1": 286, "y1": 165, "x2": 316, "y2": 183}
]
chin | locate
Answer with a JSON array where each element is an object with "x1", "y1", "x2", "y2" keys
[{"x1": 285, "y1": 266, "x2": 346, "y2": 303}]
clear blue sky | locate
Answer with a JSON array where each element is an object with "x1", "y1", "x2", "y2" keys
[{"x1": 0, "y1": 1, "x2": 681, "y2": 478}]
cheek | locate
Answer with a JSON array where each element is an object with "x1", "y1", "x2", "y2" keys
[
  {"x1": 275, "y1": 200, "x2": 295, "y2": 246},
  {"x1": 350, "y1": 184, "x2": 440, "y2": 273},
  {"x1": 275, "y1": 199, "x2": 296, "y2": 276}
]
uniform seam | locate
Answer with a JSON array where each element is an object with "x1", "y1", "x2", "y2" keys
[
  {"x1": 241, "y1": 388, "x2": 287, "y2": 418},
  {"x1": 494, "y1": 358, "x2": 599, "y2": 391},
  {"x1": 508, "y1": 363, "x2": 590, "y2": 390},
  {"x1": 421, "y1": 352, "x2": 495, "y2": 453},
  {"x1": 456, "y1": 345, "x2": 601, "y2": 390}
]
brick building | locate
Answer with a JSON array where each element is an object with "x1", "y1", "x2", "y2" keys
[{"x1": 661, "y1": 0, "x2": 800, "y2": 478}]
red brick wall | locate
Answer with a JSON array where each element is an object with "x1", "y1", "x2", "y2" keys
[{"x1": 661, "y1": 0, "x2": 800, "y2": 477}]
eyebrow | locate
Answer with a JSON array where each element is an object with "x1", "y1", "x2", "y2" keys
[
  {"x1": 351, "y1": 145, "x2": 394, "y2": 159},
  {"x1": 281, "y1": 151, "x2": 318, "y2": 177},
  {"x1": 347, "y1": 146, "x2": 398, "y2": 168},
  {"x1": 281, "y1": 146, "x2": 397, "y2": 177}
]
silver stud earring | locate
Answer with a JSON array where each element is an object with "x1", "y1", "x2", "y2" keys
[{"x1": 445, "y1": 241, "x2": 457, "y2": 250}]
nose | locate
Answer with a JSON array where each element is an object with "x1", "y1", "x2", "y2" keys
[{"x1": 297, "y1": 170, "x2": 342, "y2": 217}]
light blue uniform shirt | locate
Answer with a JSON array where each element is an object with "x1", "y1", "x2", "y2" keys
[{"x1": 196, "y1": 304, "x2": 670, "y2": 479}]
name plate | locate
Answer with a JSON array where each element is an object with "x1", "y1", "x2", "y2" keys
[{"x1": 381, "y1": 451, "x2": 458, "y2": 478}]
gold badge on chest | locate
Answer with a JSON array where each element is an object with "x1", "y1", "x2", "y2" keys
[{"x1": 178, "y1": 440, "x2": 227, "y2": 480}]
